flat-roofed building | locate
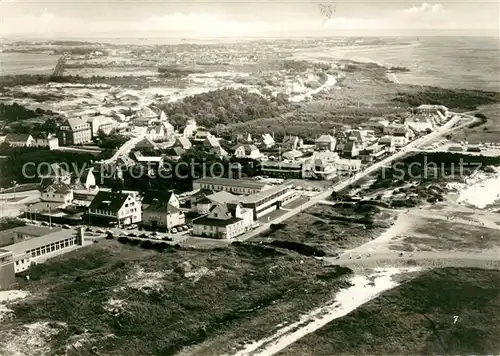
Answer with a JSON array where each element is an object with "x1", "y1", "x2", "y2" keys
[
  {"x1": 0, "y1": 225, "x2": 63, "y2": 248},
  {"x1": 261, "y1": 161, "x2": 304, "y2": 179},
  {"x1": 4, "y1": 228, "x2": 85, "y2": 274},
  {"x1": 0, "y1": 249, "x2": 15, "y2": 290},
  {"x1": 239, "y1": 183, "x2": 299, "y2": 220},
  {"x1": 192, "y1": 177, "x2": 271, "y2": 195}
]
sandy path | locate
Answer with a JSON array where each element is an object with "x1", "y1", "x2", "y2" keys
[{"x1": 226, "y1": 267, "x2": 420, "y2": 356}]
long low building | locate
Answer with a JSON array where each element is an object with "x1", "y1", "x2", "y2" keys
[
  {"x1": 239, "y1": 183, "x2": 300, "y2": 220},
  {"x1": 192, "y1": 177, "x2": 271, "y2": 195},
  {"x1": 4, "y1": 228, "x2": 86, "y2": 274},
  {"x1": 260, "y1": 161, "x2": 305, "y2": 179}
]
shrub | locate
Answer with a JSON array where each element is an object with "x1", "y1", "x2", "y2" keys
[{"x1": 117, "y1": 236, "x2": 130, "y2": 244}]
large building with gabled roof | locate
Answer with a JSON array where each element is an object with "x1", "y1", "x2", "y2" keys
[
  {"x1": 58, "y1": 117, "x2": 92, "y2": 145},
  {"x1": 88, "y1": 190, "x2": 141, "y2": 226}
]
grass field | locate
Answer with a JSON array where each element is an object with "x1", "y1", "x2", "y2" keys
[
  {"x1": 252, "y1": 203, "x2": 395, "y2": 256},
  {"x1": 2, "y1": 239, "x2": 352, "y2": 356},
  {"x1": 278, "y1": 267, "x2": 500, "y2": 356},
  {"x1": 447, "y1": 103, "x2": 500, "y2": 144}
]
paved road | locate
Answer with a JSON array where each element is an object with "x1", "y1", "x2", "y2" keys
[
  {"x1": 0, "y1": 190, "x2": 40, "y2": 200},
  {"x1": 101, "y1": 136, "x2": 142, "y2": 165}
]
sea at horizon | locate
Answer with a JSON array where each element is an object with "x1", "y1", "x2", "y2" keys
[{"x1": 0, "y1": 36, "x2": 499, "y2": 93}]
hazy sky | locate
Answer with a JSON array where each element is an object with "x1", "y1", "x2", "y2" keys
[{"x1": 1, "y1": 0, "x2": 498, "y2": 37}]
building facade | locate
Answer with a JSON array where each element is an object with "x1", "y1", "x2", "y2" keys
[
  {"x1": 6, "y1": 228, "x2": 85, "y2": 274},
  {"x1": 58, "y1": 117, "x2": 92, "y2": 145},
  {"x1": 4, "y1": 133, "x2": 34, "y2": 147},
  {"x1": 192, "y1": 203, "x2": 253, "y2": 239},
  {"x1": 41, "y1": 184, "x2": 73, "y2": 204},
  {"x1": 239, "y1": 184, "x2": 299, "y2": 220},
  {"x1": 192, "y1": 177, "x2": 270, "y2": 195},
  {"x1": 315, "y1": 134, "x2": 336, "y2": 151},
  {"x1": 0, "y1": 249, "x2": 15, "y2": 290},
  {"x1": 88, "y1": 191, "x2": 141, "y2": 226}
]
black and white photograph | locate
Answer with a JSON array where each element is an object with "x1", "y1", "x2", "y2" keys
[{"x1": 0, "y1": 0, "x2": 499, "y2": 355}]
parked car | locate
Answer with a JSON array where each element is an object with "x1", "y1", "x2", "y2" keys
[
  {"x1": 95, "y1": 229, "x2": 104, "y2": 233},
  {"x1": 181, "y1": 226, "x2": 189, "y2": 231},
  {"x1": 139, "y1": 233, "x2": 148, "y2": 238},
  {"x1": 162, "y1": 236, "x2": 173, "y2": 242},
  {"x1": 62, "y1": 224, "x2": 71, "y2": 229},
  {"x1": 171, "y1": 228, "x2": 178, "y2": 233}
]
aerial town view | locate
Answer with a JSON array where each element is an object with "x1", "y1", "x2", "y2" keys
[{"x1": 0, "y1": 1, "x2": 499, "y2": 355}]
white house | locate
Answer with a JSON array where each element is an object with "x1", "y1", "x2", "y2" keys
[
  {"x1": 40, "y1": 183, "x2": 73, "y2": 204},
  {"x1": 234, "y1": 144, "x2": 261, "y2": 159},
  {"x1": 142, "y1": 199, "x2": 185, "y2": 230},
  {"x1": 261, "y1": 133, "x2": 275, "y2": 148},
  {"x1": 33, "y1": 134, "x2": 59, "y2": 150},
  {"x1": 192, "y1": 202, "x2": 253, "y2": 239},
  {"x1": 183, "y1": 119, "x2": 198, "y2": 138},
  {"x1": 315, "y1": 134, "x2": 336, "y2": 151},
  {"x1": 87, "y1": 115, "x2": 117, "y2": 137},
  {"x1": 4, "y1": 133, "x2": 34, "y2": 147},
  {"x1": 173, "y1": 137, "x2": 192, "y2": 150},
  {"x1": 78, "y1": 168, "x2": 97, "y2": 190},
  {"x1": 88, "y1": 191, "x2": 142, "y2": 226}
]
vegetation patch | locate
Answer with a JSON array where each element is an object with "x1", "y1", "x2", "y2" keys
[
  {"x1": 254, "y1": 203, "x2": 394, "y2": 255},
  {"x1": 278, "y1": 268, "x2": 500, "y2": 356},
  {"x1": 7, "y1": 240, "x2": 352, "y2": 356}
]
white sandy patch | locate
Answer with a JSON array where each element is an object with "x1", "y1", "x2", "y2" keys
[
  {"x1": 227, "y1": 267, "x2": 421, "y2": 356},
  {"x1": 0, "y1": 290, "x2": 30, "y2": 321},
  {"x1": 124, "y1": 267, "x2": 165, "y2": 292},
  {"x1": 0, "y1": 321, "x2": 66, "y2": 356},
  {"x1": 103, "y1": 298, "x2": 127, "y2": 314},
  {"x1": 448, "y1": 168, "x2": 500, "y2": 209},
  {"x1": 185, "y1": 266, "x2": 215, "y2": 283}
]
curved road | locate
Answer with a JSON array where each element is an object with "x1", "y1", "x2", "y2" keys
[{"x1": 101, "y1": 135, "x2": 142, "y2": 165}]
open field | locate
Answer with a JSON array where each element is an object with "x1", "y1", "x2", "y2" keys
[
  {"x1": 1, "y1": 239, "x2": 352, "y2": 356},
  {"x1": 251, "y1": 203, "x2": 395, "y2": 256},
  {"x1": 391, "y1": 217, "x2": 500, "y2": 253},
  {"x1": 278, "y1": 267, "x2": 500, "y2": 356},
  {"x1": 447, "y1": 103, "x2": 500, "y2": 144}
]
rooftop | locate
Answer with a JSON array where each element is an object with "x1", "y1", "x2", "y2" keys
[
  {"x1": 194, "y1": 177, "x2": 269, "y2": 190},
  {"x1": 239, "y1": 183, "x2": 293, "y2": 204},
  {"x1": 5, "y1": 229, "x2": 79, "y2": 256},
  {"x1": 0, "y1": 225, "x2": 63, "y2": 248},
  {"x1": 192, "y1": 216, "x2": 242, "y2": 227},
  {"x1": 207, "y1": 191, "x2": 239, "y2": 204},
  {"x1": 89, "y1": 191, "x2": 132, "y2": 212}
]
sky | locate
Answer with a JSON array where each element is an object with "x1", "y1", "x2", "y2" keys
[{"x1": 0, "y1": 0, "x2": 498, "y2": 38}]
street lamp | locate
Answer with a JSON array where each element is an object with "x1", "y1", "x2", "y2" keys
[{"x1": 12, "y1": 180, "x2": 18, "y2": 199}]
